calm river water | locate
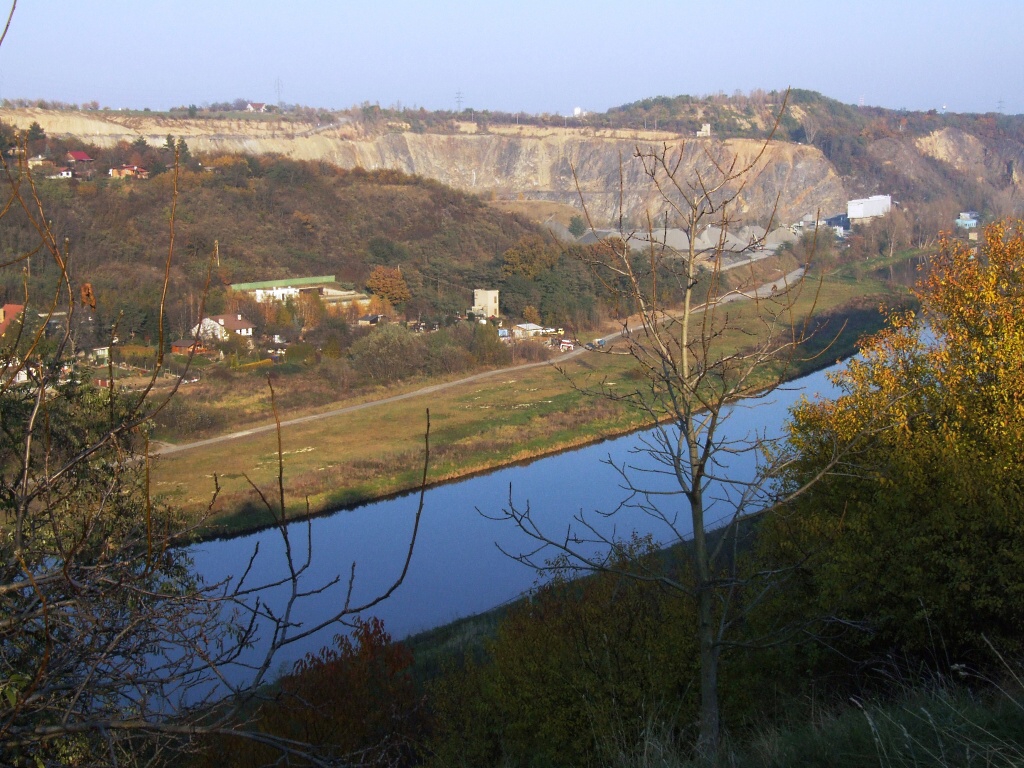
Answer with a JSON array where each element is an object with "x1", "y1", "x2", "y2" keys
[{"x1": 189, "y1": 362, "x2": 843, "y2": 672}]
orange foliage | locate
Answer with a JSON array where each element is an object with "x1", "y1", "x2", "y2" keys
[
  {"x1": 366, "y1": 265, "x2": 411, "y2": 308},
  {"x1": 199, "y1": 618, "x2": 425, "y2": 766}
]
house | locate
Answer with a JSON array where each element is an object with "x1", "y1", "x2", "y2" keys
[
  {"x1": 0, "y1": 303, "x2": 25, "y2": 337},
  {"x1": 190, "y1": 314, "x2": 255, "y2": 341},
  {"x1": 955, "y1": 211, "x2": 979, "y2": 229},
  {"x1": 30, "y1": 158, "x2": 57, "y2": 174},
  {"x1": 246, "y1": 102, "x2": 267, "y2": 113},
  {"x1": 696, "y1": 123, "x2": 712, "y2": 138},
  {"x1": 3, "y1": 355, "x2": 30, "y2": 385},
  {"x1": 109, "y1": 164, "x2": 149, "y2": 180},
  {"x1": 46, "y1": 167, "x2": 73, "y2": 179},
  {"x1": 470, "y1": 289, "x2": 500, "y2": 318},
  {"x1": 211, "y1": 314, "x2": 254, "y2": 336},
  {"x1": 358, "y1": 314, "x2": 385, "y2": 327},
  {"x1": 64, "y1": 151, "x2": 95, "y2": 179}
]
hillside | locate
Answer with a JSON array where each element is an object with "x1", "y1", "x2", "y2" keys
[
  {"x1": 4, "y1": 89, "x2": 1023, "y2": 225},
  {"x1": 0, "y1": 155, "x2": 550, "y2": 345},
  {"x1": 0, "y1": 108, "x2": 844, "y2": 226}
]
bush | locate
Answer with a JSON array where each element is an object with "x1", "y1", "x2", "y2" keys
[
  {"x1": 429, "y1": 542, "x2": 699, "y2": 767},
  {"x1": 349, "y1": 324, "x2": 425, "y2": 383},
  {"x1": 199, "y1": 618, "x2": 427, "y2": 767}
]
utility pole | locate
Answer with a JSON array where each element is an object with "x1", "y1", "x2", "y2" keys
[{"x1": 456, "y1": 90, "x2": 463, "y2": 112}]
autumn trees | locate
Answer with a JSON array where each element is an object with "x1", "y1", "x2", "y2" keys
[
  {"x1": 199, "y1": 618, "x2": 427, "y2": 767},
  {"x1": 365, "y1": 265, "x2": 412, "y2": 310},
  {"x1": 430, "y1": 541, "x2": 699, "y2": 766},
  {"x1": 761, "y1": 222, "x2": 1024, "y2": 666}
]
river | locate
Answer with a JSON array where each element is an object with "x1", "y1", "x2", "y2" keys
[{"x1": 189, "y1": 362, "x2": 843, "y2": 674}]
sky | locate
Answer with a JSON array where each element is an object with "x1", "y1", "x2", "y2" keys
[{"x1": 0, "y1": 0, "x2": 1021, "y2": 116}]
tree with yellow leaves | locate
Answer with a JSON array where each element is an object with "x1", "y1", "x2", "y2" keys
[
  {"x1": 764, "y1": 221, "x2": 1024, "y2": 663},
  {"x1": 365, "y1": 265, "x2": 411, "y2": 309}
]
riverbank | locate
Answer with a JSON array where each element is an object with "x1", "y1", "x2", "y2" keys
[{"x1": 153, "y1": 273, "x2": 907, "y2": 539}]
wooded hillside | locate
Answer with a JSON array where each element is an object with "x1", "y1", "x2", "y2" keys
[{"x1": 0, "y1": 145, "x2": 555, "y2": 345}]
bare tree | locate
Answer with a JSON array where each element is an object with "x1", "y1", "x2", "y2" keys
[
  {"x1": 883, "y1": 205, "x2": 913, "y2": 260},
  {"x1": 801, "y1": 112, "x2": 821, "y2": 144},
  {"x1": 0, "y1": 126, "x2": 427, "y2": 765},
  {"x1": 497, "y1": 96, "x2": 854, "y2": 762}
]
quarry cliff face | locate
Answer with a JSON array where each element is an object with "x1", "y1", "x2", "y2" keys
[
  {"x1": 2, "y1": 109, "x2": 847, "y2": 225},
  {"x1": 317, "y1": 132, "x2": 846, "y2": 226}
]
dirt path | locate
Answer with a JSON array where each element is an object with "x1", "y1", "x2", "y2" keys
[{"x1": 153, "y1": 357, "x2": 562, "y2": 456}]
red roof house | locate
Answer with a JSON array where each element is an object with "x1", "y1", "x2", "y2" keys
[
  {"x1": 66, "y1": 151, "x2": 94, "y2": 163},
  {"x1": 0, "y1": 303, "x2": 25, "y2": 337},
  {"x1": 109, "y1": 164, "x2": 150, "y2": 180}
]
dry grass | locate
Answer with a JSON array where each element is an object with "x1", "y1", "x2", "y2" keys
[
  {"x1": 486, "y1": 198, "x2": 584, "y2": 227},
  {"x1": 153, "y1": 351, "x2": 639, "y2": 534}
]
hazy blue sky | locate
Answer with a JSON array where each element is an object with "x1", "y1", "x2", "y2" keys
[{"x1": 0, "y1": 0, "x2": 1020, "y2": 115}]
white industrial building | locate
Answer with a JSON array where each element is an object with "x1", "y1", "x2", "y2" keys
[
  {"x1": 253, "y1": 286, "x2": 300, "y2": 303},
  {"x1": 471, "y1": 289, "x2": 500, "y2": 318},
  {"x1": 848, "y1": 195, "x2": 892, "y2": 221}
]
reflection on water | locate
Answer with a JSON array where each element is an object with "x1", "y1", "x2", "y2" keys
[
  {"x1": 872, "y1": 252, "x2": 930, "y2": 287},
  {"x1": 189, "y1": 363, "x2": 843, "y2": 673}
]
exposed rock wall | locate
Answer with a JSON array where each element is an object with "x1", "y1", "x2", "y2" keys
[{"x1": 1, "y1": 109, "x2": 847, "y2": 224}]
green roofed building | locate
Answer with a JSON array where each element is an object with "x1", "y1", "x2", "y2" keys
[{"x1": 231, "y1": 276, "x2": 369, "y2": 309}]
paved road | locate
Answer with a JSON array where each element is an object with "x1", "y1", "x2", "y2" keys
[{"x1": 154, "y1": 268, "x2": 805, "y2": 456}]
